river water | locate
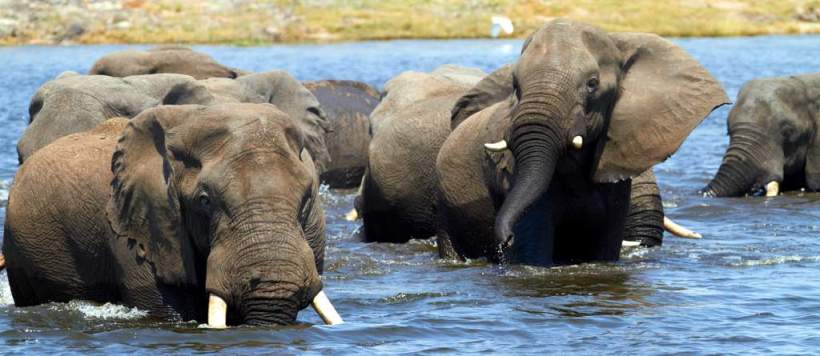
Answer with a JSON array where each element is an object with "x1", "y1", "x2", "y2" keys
[{"x1": 0, "y1": 36, "x2": 819, "y2": 354}]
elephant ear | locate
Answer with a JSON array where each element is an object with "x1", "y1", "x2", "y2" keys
[
  {"x1": 451, "y1": 64, "x2": 514, "y2": 129},
  {"x1": 106, "y1": 106, "x2": 199, "y2": 286},
  {"x1": 239, "y1": 71, "x2": 332, "y2": 172},
  {"x1": 593, "y1": 33, "x2": 730, "y2": 182}
]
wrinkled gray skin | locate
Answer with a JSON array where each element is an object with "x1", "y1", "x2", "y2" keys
[
  {"x1": 89, "y1": 46, "x2": 243, "y2": 79},
  {"x1": 702, "y1": 73, "x2": 820, "y2": 197},
  {"x1": 163, "y1": 71, "x2": 332, "y2": 173},
  {"x1": 3, "y1": 103, "x2": 326, "y2": 325},
  {"x1": 625, "y1": 169, "x2": 665, "y2": 247},
  {"x1": 17, "y1": 73, "x2": 197, "y2": 163},
  {"x1": 436, "y1": 19, "x2": 727, "y2": 265},
  {"x1": 357, "y1": 65, "x2": 486, "y2": 243},
  {"x1": 303, "y1": 80, "x2": 381, "y2": 189}
]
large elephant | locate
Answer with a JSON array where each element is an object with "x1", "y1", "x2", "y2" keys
[
  {"x1": 3, "y1": 104, "x2": 342, "y2": 326},
  {"x1": 89, "y1": 46, "x2": 243, "y2": 79},
  {"x1": 17, "y1": 73, "x2": 198, "y2": 163},
  {"x1": 356, "y1": 65, "x2": 486, "y2": 243},
  {"x1": 435, "y1": 19, "x2": 726, "y2": 265},
  {"x1": 303, "y1": 80, "x2": 381, "y2": 189},
  {"x1": 162, "y1": 71, "x2": 332, "y2": 173},
  {"x1": 702, "y1": 73, "x2": 820, "y2": 197}
]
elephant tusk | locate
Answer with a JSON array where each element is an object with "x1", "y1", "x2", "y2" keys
[
  {"x1": 572, "y1": 136, "x2": 583, "y2": 150},
  {"x1": 208, "y1": 294, "x2": 228, "y2": 329},
  {"x1": 483, "y1": 140, "x2": 508, "y2": 152},
  {"x1": 621, "y1": 240, "x2": 641, "y2": 248},
  {"x1": 765, "y1": 181, "x2": 779, "y2": 197},
  {"x1": 311, "y1": 290, "x2": 343, "y2": 325},
  {"x1": 345, "y1": 208, "x2": 359, "y2": 221},
  {"x1": 663, "y1": 217, "x2": 702, "y2": 239}
]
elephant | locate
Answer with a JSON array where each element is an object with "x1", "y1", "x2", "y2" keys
[
  {"x1": 89, "y1": 46, "x2": 243, "y2": 79},
  {"x1": 356, "y1": 65, "x2": 487, "y2": 243},
  {"x1": 435, "y1": 19, "x2": 726, "y2": 266},
  {"x1": 17, "y1": 73, "x2": 198, "y2": 163},
  {"x1": 303, "y1": 80, "x2": 381, "y2": 189},
  {"x1": 161, "y1": 71, "x2": 332, "y2": 173},
  {"x1": 702, "y1": 73, "x2": 820, "y2": 197},
  {"x1": 2, "y1": 103, "x2": 342, "y2": 326}
]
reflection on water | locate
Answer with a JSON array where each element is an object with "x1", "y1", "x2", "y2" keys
[{"x1": 0, "y1": 36, "x2": 820, "y2": 353}]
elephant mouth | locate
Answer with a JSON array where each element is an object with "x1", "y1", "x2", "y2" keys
[{"x1": 206, "y1": 290, "x2": 343, "y2": 328}]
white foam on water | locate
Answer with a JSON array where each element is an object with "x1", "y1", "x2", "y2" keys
[
  {"x1": 0, "y1": 272, "x2": 14, "y2": 305},
  {"x1": 0, "y1": 178, "x2": 10, "y2": 203},
  {"x1": 730, "y1": 255, "x2": 820, "y2": 267},
  {"x1": 64, "y1": 300, "x2": 148, "y2": 320}
]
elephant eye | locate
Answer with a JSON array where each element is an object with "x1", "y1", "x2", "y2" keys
[
  {"x1": 198, "y1": 192, "x2": 211, "y2": 209},
  {"x1": 512, "y1": 75, "x2": 522, "y2": 100},
  {"x1": 586, "y1": 77, "x2": 599, "y2": 94}
]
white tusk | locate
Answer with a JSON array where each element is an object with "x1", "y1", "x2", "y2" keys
[
  {"x1": 621, "y1": 240, "x2": 641, "y2": 248},
  {"x1": 312, "y1": 290, "x2": 343, "y2": 325},
  {"x1": 663, "y1": 217, "x2": 702, "y2": 239},
  {"x1": 572, "y1": 136, "x2": 583, "y2": 149},
  {"x1": 345, "y1": 208, "x2": 359, "y2": 221},
  {"x1": 208, "y1": 294, "x2": 228, "y2": 329},
  {"x1": 765, "y1": 181, "x2": 779, "y2": 197},
  {"x1": 483, "y1": 140, "x2": 508, "y2": 152}
]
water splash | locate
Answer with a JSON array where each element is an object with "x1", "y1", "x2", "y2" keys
[
  {"x1": 0, "y1": 272, "x2": 14, "y2": 305},
  {"x1": 60, "y1": 300, "x2": 147, "y2": 320}
]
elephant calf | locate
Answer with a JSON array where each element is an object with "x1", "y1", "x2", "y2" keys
[
  {"x1": 702, "y1": 73, "x2": 820, "y2": 197},
  {"x1": 303, "y1": 80, "x2": 381, "y2": 189},
  {"x1": 3, "y1": 103, "x2": 342, "y2": 326},
  {"x1": 90, "y1": 46, "x2": 243, "y2": 79}
]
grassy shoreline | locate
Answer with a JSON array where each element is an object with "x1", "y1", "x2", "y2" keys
[{"x1": 1, "y1": 0, "x2": 819, "y2": 45}]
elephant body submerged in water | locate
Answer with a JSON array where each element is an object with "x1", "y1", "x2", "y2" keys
[
  {"x1": 90, "y1": 46, "x2": 242, "y2": 79},
  {"x1": 702, "y1": 73, "x2": 820, "y2": 197},
  {"x1": 356, "y1": 65, "x2": 487, "y2": 243},
  {"x1": 303, "y1": 80, "x2": 381, "y2": 189},
  {"x1": 436, "y1": 19, "x2": 726, "y2": 265},
  {"x1": 3, "y1": 104, "x2": 341, "y2": 326}
]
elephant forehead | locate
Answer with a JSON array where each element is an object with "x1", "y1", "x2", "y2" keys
[{"x1": 169, "y1": 106, "x2": 295, "y2": 156}]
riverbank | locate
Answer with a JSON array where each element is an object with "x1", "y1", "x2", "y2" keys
[{"x1": 1, "y1": 0, "x2": 819, "y2": 45}]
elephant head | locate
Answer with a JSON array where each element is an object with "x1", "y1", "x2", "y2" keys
[
  {"x1": 106, "y1": 103, "x2": 341, "y2": 326},
  {"x1": 702, "y1": 74, "x2": 820, "y2": 197},
  {"x1": 454, "y1": 19, "x2": 728, "y2": 250},
  {"x1": 90, "y1": 46, "x2": 241, "y2": 80},
  {"x1": 162, "y1": 71, "x2": 333, "y2": 174}
]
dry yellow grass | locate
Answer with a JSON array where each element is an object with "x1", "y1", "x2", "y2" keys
[{"x1": 1, "y1": 0, "x2": 819, "y2": 45}]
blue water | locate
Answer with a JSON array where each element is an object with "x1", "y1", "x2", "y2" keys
[{"x1": 1, "y1": 36, "x2": 819, "y2": 354}]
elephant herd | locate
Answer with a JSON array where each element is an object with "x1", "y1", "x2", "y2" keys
[{"x1": 0, "y1": 19, "x2": 818, "y2": 328}]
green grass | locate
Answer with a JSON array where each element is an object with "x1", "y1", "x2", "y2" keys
[{"x1": 2, "y1": 0, "x2": 818, "y2": 45}]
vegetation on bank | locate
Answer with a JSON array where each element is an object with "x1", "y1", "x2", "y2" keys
[{"x1": 1, "y1": 0, "x2": 819, "y2": 45}]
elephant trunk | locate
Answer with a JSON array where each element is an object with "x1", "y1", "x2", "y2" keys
[
  {"x1": 624, "y1": 175, "x2": 664, "y2": 247},
  {"x1": 494, "y1": 84, "x2": 569, "y2": 254},
  {"x1": 703, "y1": 125, "x2": 774, "y2": 197},
  {"x1": 205, "y1": 221, "x2": 339, "y2": 327}
]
